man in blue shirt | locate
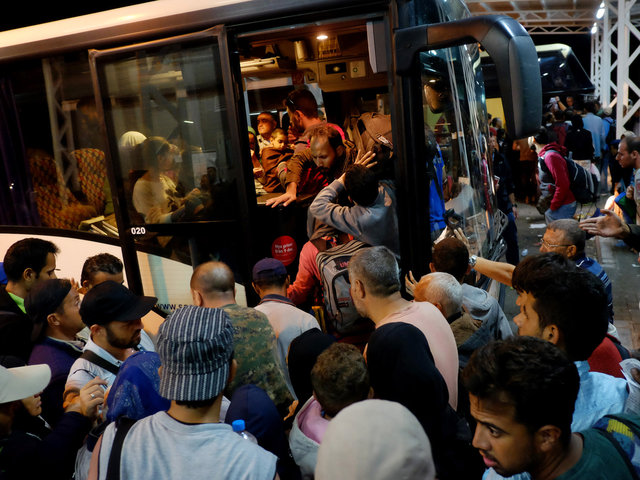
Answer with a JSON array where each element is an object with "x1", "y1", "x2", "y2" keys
[
  {"x1": 582, "y1": 101, "x2": 606, "y2": 165},
  {"x1": 539, "y1": 218, "x2": 614, "y2": 322}
]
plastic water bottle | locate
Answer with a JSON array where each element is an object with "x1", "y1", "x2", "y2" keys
[{"x1": 232, "y1": 419, "x2": 258, "y2": 444}]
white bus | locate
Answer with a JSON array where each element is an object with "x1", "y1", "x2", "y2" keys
[{"x1": 0, "y1": 0, "x2": 541, "y2": 325}]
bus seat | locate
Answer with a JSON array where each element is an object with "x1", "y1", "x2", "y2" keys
[
  {"x1": 27, "y1": 148, "x2": 97, "y2": 229},
  {"x1": 73, "y1": 148, "x2": 107, "y2": 214}
]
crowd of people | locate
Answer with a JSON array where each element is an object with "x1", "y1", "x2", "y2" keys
[{"x1": 2, "y1": 87, "x2": 640, "y2": 480}]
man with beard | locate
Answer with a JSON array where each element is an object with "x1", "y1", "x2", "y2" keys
[
  {"x1": 64, "y1": 281, "x2": 157, "y2": 400},
  {"x1": 266, "y1": 89, "x2": 346, "y2": 208}
]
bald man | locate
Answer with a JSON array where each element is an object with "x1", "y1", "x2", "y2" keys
[{"x1": 190, "y1": 261, "x2": 293, "y2": 415}]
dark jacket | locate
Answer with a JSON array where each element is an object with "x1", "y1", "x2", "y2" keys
[
  {"x1": 0, "y1": 411, "x2": 92, "y2": 480},
  {"x1": 0, "y1": 286, "x2": 33, "y2": 362},
  {"x1": 28, "y1": 337, "x2": 84, "y2": 426}
]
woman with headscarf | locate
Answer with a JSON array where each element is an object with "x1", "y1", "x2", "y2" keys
[
  {"x1": 315, "y1": 399, "x2": 435, "y2": 480},
  {"x1": 75, "y1": 351, "x2": 170, "y2": 480},
  {"x1": 366, "y1": 322, "x2": 479, "y2": 480}
]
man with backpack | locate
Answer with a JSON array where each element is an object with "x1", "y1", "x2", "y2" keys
[{"x1": 532, "y1": 126, "x2": 578, "y2": 223}]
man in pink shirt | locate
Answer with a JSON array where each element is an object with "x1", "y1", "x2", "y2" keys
[{"x1": 348, "y1": 246, "x2": 459, "y2": 409}]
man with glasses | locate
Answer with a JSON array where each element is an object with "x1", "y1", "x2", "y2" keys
[{"x1": 539, "y1": 219, "x2": 613, "y2": 324}]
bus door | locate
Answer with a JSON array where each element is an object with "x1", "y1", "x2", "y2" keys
[
  {"x1": 89, "y1": 26, "x2": 257, "y2": 312},
  {"x1": 392, "y1": 15, "x2": 542, "y2": 278}
]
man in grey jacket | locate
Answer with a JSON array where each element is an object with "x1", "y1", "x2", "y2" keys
[{"x1": 309, "y1": 161, "x2": 399, "y2": 257}]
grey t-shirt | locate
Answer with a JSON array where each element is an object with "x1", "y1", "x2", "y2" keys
[{"x1": 97, "y1": 411, "x2": 277, "y2": 480}]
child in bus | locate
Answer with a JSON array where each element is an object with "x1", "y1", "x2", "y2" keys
[{"x1": 258, "y1": 128, "x2": 291, "y2": 193}]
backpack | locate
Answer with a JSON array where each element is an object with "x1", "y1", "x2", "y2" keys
[
  {"x1": 315, "y1": 239, "x2": 369, "y2": 335},
  {"x1": 592, "y1": 414, "x2": 640, "y2": 479},
  {"x1": 349, "y1": 112, "x2": 393, "y2": 154},
  {"x1": 539, "y1": 149, "x2": 598, "y2": 205}
]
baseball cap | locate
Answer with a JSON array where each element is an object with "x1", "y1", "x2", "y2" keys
[
  {"x1": 79, "y1": 280, "x2": 157, "y2": 327},
  {"x1": 0, "y1": 364, "x2": 51, "y2": 404},
  {"x1": 157, "y1": 305, "x2": 234, "y2": 401},
  {"x1": 252, "y1": 258, "x2": 287, "y2": 283},
  {"x1": 25, "y1": 278, "x2": 72, "y2": 326}
]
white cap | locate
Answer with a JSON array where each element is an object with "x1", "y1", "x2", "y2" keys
[{"x1": 0, "y1": 364, "x2": 51, "y2": 403}]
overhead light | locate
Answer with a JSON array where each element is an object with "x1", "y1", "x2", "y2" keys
[
  {"x1": 596, "y1": 2, "x2": 605, "y2": 19},
  {"x1": 316, "y1": 34, "x2": 328, "y2": 41},
  {"x1": 591, "y1": 23, "x2": 598, "y2": 34}
]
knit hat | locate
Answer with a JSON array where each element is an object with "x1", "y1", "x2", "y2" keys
[
  {"x1": 157, "y1": 305, "x2": 234, "y2": 401},
  {"x1": 79, "y1": 281, "x2": 157, "y2": 327}
]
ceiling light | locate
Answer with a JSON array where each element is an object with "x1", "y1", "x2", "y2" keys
[
  {"x1": 316, "y1": 34, "x2": 328, "y2": 41},
  {"x1": 591, "y1": 23, "x2": 598, "y2": 34}
]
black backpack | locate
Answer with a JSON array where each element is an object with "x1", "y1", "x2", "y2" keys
[{"x1": 539, "y1": 150, "x2": 598, "y2": 205}]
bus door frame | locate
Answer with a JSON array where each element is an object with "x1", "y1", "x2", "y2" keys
[
  {"x1": 391, "y1": 14, "x2": 542, "y2": 279},
  {"x1": 88, "y1": 26, "x2": 257, "y2": 298}
]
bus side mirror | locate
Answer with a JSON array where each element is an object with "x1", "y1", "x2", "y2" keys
[{"x1": 395, "y1": 15, "x2": 541, "y2": 139}]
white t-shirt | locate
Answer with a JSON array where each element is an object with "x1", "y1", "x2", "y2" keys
[{"x1": 96, "y1": 411, "x2": 277, "y2": 480}]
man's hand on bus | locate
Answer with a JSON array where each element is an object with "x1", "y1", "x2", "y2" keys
[
  {"x1": 451, "y1": 227, "x2": 470, "y2": 250},
  {"x1": 338, "y1": 150, "x2": 377, "y2": 185},
  {"x1": 404, "y1": 270, "x2": 420, "y2": 298},
  {"x1": 266, "y1": 182, "x2": 298, "y2": 208}
]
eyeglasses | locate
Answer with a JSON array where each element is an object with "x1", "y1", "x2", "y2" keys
[{"x1": 540, "y1": 238, "x2": 571, "y2": 249}]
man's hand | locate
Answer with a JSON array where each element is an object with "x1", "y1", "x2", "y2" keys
[
  {"x1": 354, "y1": 149, "x2": 378, "y2": 169},
  {"x1": 338, "y1": 150, "x2": 378, "y2": 184},
  {"x1": 627, "y1": 185, "x2": 635, "y2": 201},
  {"x1": 266, "y1": 191, "x2": 296, "y2": 208},
  {"x1": 404, "y1": 270, "x2": 420, "y2": 298},
  {"x1": 66, "y1": 377, "x2": 107, "y2": 419},
  {"x1": 452, "y1": 227, "x2": 471, "y2": 251},
  {"x1": 579, "y1": 209, "x2": 627, "y2": 238},
  {"x1": 266, "y1": 182, "x2": 298, "y2": 208}
]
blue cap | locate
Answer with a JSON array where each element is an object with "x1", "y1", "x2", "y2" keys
[{"x1": 252, "y1": 258, "x2": 287, "y2": 282}]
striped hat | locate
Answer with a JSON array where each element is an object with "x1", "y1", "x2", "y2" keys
[{"x1": 157, "y1": 305, "x2": 234, "y2": 401}]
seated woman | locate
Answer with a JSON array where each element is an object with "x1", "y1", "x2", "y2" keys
[{"x1": 132, "y1": 136, "x2": 202, "y2": 223}]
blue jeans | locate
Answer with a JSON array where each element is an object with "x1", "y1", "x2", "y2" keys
[{"x1": 545, "y1": 201, "x2": 577, "y2": 224}]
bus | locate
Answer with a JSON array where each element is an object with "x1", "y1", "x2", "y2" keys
[
  {"x1": 483, "y1": 42, "x2": 594, "y2": 123},
  {"x1": 0, "y1": 0, "x2": 541, "y2": 323}
]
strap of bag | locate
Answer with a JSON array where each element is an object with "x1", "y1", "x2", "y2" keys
[
  {"x1": 594, "y1": 427, "x2": 640, "y2": 480},
  {"x1": 105, "y1": 417, "x2": 137, "y2": 480},
  {"x1": 80, "y1": 350, "x2": 120, "y2": 376}
]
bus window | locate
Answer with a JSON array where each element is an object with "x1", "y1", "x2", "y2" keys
[
  {"x1": 2, "y1": 54, "x2": 111, "y2": 232},
  {"x1": 421, "y1": 45, "x2": 496, "y2": 258},
  {"x1": 94, "y1": 40, "x2": 242, "y2": 229},
  {"x1": 90, "y1": 30, "x2": 256, "y2": 308}
]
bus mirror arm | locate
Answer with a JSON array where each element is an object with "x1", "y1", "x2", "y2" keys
[{"x1": 395, "y1": 14, "x2": 542, "y2": 139}]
